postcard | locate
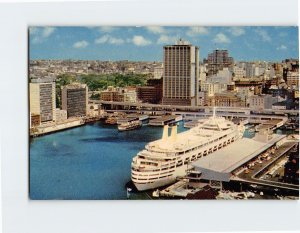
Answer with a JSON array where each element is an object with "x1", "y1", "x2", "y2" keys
[{"x1": 29, "y1": 26, "x2": 299, "y2": 200}]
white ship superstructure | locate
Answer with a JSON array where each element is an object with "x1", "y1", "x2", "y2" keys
[{"x1": 131, "y1": 110, "x2": 245, "y2": 191}]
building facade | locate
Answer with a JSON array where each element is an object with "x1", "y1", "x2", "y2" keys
[
  {"x1": 286, "y1": 71, "x2": 299, "y2": 88},
  {"x1": 208, "y1": 93, "x2": 243, "y2": 107},
  {"x1": 207, "y1": 49, "x2": 233, "y2": 77},
  {"x1": 55, "y1": 109, "x2": 67, "y2": 122},
  {"x1": 249, "y1": 94, "x2": 276, "y2": 110},
  {"x1": 162, "y1": 39, "x2": 199, "y2": 106},
  {"x1": 62, "y1": 83, "x2": 88, "y2": 118},
  {"x1": 30, "y1": 79, "x2": 56, "y2": 123}
]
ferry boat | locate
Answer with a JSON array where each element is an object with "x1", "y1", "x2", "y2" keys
[
  {"x1": 118, "y1": 119, "x2": 142, "y2": 131},
  {"x1": 105, "y1": 116, "x2": 118, "y2": 125},
  {"x1": 131, "y1": 109, "x2": 245, "y2": 191}
]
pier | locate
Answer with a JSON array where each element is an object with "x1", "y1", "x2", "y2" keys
[
  {"x1": 148, "y1": 115, "x2": 182, "y2": 126},
  {"x1": 30, "y1": 118, "x2": 84, "y2": 137},
  {"x1": 233, "y1": 139, "x2": 299, "y2": 191}
]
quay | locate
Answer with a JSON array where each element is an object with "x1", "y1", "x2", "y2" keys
[
  {"x1": 233, "y1": 139, "x2": 299, "y2": 191},
  {"x1": 255, "y1": 119, "x2": 287, "y2": 132},
  {"x1": 148, "y1": 115, "x2": 182, "y2": 126},
  {"x1": 117, "y1": 114, "x2": 149, "y2": 124},
  {"x1": 156, "y1": 133, "x2": 298, "y2": 199},
  {"x1": 30, "y1": 118, "x2": 84, "y2": 137}
]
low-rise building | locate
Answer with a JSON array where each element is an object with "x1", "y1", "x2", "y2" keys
[
  {"x1": 207, "y1": 93, "x2": 244, "y2": 107},
  {"x1": 201, "y1": 82, "x2": 228, "y2": 97},
  {"x1": 55, "y1": 109, "x2": 67, "y2": 122},
  {"x1": 30, "y1": 113, "x2": 41, "y2": 127},
  {"x1": 87, "y1": 104, "x2": 101, "y2": 117},
  {"x1": 100, "y1": 87, "x2": 124, "y2": 102},
  {"x1": 100, "y1": 86, "x2": 137, "y2": 103},
  {"x1": 123, "y1": 87, "x2": 137, "y2": 103},
  {"x1": 249, "y1": 94, "x2": 277, "y2": 110},
  {"x1": 286, "y1": 71, "x2": 299, "y2": 88}
]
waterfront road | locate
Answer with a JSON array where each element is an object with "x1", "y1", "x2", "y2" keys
[{"x1": 232, "y1": 140, "x2": 299, "y2": 191}]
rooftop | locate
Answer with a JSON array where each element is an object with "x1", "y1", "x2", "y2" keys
[{"x1": 192, "y1": 134, "x2": 286, "y2": 177}]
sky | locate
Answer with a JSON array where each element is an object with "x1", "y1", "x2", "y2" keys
[{"x1": 29, "y1": 26, "x2": 299, "y2": 62}]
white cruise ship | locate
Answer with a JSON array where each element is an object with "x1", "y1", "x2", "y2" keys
[{"x1": 131, "y1": 110, "x2": 245, "y2": 191}]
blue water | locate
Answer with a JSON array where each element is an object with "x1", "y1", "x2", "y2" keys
[{"x1": 30, "y1": 121, "x2": 187, "y2": 200}]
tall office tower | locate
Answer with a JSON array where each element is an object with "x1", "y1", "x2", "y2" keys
[
  {"x1": 62, "y1": 83, "x2": 88, "y2": 118},
  {"x1": 30, "y1": 78, "x2": 56, "y2": 123},
  {"x1": 162, "y1": 39, "x2": 199, "y2": 106},
  {"x1": 207, "y1": 49, "x2": 233, "y2": 77}
]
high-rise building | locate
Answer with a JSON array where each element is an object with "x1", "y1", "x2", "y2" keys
[
  {"x1": 62, "y1": 83, "x2": 88, "y2": 118},
  {"x1": 30, "y1": 78, "x2": 56, "y2": 123},
  {"x1": 162, "y1": 39, "x2": 199, "y2": 106},
  {"x1": 207, "y1": 49, "x2": 233, "y2": 76}
]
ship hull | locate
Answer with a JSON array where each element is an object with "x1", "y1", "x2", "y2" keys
[
  {"x1": 132, "y1": 165, "x2": 187, "y2": 191},
  {"x1": 133, "y1": 177, "x2": 176, "y2": 191}
]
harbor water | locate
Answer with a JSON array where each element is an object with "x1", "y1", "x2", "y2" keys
[
  {"x1": 29, "y1": 121, "x2": 291, "y2": 200},
  {"x1": 30, "y1": 121, "x2": 187, "y2": 200}
]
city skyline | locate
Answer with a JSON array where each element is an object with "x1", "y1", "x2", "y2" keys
[{"x1": 29, "y1": 26, "x2": 299, "y2": 62}]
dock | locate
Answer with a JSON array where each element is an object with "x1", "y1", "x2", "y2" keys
[
  {"x1": 255, "y1": 119, "x2": 287, "y2": 132},
  {"x1": 149, "y1": 115, "x2": 182, "y2": 126},
  {"x1": 233, "y1": 139, "x2": 299, "y2": 191},
  {"x1": 30, "y1": 118, "x2": 84, "y2": 137}
]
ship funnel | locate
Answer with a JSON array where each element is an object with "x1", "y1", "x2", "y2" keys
[
  {"x1": 162, "y1": 124, "x2": 169, "y2": 141},
  {"x1": 170, "y1": 124, "x2": 177, "y2": 141}
]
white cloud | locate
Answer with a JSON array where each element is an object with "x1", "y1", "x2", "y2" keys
[
  {"x1": 146, "y1": 26, "x2": 166, "y2": 34},
  {"x1": 213, "y1": 33, "x2": 231, "y2": 44},
  {"x1": 256, "y1": 29, "x2": 271, "y2": 42},
  {"x1": 132, "y1": 35, "x2": 152, "y2": 46},
  {"x1": 42, "y1": 27, "x2": 56, "y2": 38},
  {"x1": 30, "y1": 27, "x2": 56, "y2": 44},
  {"x1": 95, "y1": 35, "x2": 124, "y2": 45},
  {"x1": 157, "y1": 35, "x2": 178, "y2": 44},
  {"x1": 277, "y1": 45, "x2": 287, "y2": 50},
  {"x1": 228, "y1": 27, "x2": 245, "y2": 36},
  {"x1": 73, "y1": 40, "x2": 89, "y2": 48},
  {"x1": 186, "y1": 26, "x2": 209, "y2": 37}
]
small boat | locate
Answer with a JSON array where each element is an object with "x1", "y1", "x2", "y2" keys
[{"x1": 118, "y1": 120, "x2": 142, "y2": 131}]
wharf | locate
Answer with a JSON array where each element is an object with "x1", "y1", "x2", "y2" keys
[
  {"x1": 149, "y1": 115, "x2": 182, "y2": 126},
  {"x1": 159, "y1": 179, "x2": 207, "y2": 198},
  {"x1": 255, "y1": 119, "x2": 287, "y2": 132},
  {"x1": 233, "y1": 139, "x2": 299, "y2": 191},
  {"x1": 117, "y1": 114, "x2": 149, "y2": 124},
  {"x1": 30, "y1": 118, "x2": 84, "y2": 137}
]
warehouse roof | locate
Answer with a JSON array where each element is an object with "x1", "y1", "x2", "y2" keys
[{"x1": 192, "y1": 134, "x2": 285, "y2": 175}]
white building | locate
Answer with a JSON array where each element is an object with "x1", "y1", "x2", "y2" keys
[
  {"x1": 233, "y1": 66, "x2": 246, "y2": 79},
  {"x1": 123, "y1": 88, "x2": 137, "y2": 103},
  {"x1": 201, "y1": 82, "x2": 227, "y2": 97}
]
